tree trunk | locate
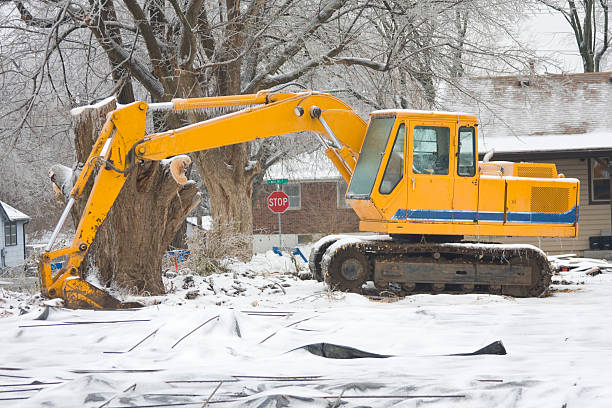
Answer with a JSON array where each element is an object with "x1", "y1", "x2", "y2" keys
[
  {"x1": 167, "y1": 65, "x2": 261, "y2": 261},
  {"x1": 192, "y1": 144, "x2": 260, "y2": 261},
  {"x1": 65, "y1": 98, "x2": 200, "y2": 294}
]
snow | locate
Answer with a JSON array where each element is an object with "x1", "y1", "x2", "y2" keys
[
  {"x1": 489, "y1": 176, "x2": 580, "y2": 184},
  {"x1": 1, "y1": 252, "x2": 612, "y2": 407},
  {"x1": 186, "y1": 216, "x2": 213, "y2": 230},
  {"x1": 49, "y1": 164, "x2": 75, "y2": 197},
  {"x1": 265, "y1": 150, "x2": 342, "y2": 181},
  {"x1": 70, "y1": 96, "x2": 116, "y2": 117},
  {"x1": 371, "y1": 108, "x2": 475, "y2": 118},
  {"x1": 160, "y1": 154, "x2": 191, "y2": 167},
  {"x1": 479, "y1": 130, "x2": 612, "y2": 155},
  {"x1": 0, "y1": 201, "x2": 30, "y2": 221}
]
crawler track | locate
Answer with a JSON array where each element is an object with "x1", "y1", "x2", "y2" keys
[{"x1": 312, "y1": 235, "x2": 551, "y2": 297}]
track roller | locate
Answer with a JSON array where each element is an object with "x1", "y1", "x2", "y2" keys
[{"x1": 324, "y1": 246, "x2": 369, "y2": 293}]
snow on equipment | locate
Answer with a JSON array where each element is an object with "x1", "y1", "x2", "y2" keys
[{"x1": 40, "y1": 87, "x2": 579, "y2": 308}]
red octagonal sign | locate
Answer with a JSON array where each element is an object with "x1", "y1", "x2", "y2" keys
[{"x1": 267, "y1": 191, "x2": 290, "y2": 213}]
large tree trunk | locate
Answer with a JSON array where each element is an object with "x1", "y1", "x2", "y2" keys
[
  {"x1": 192, "y1": 145, "x2": 260, "y2": 261},
  {"x1": 168, "y1": 69, "x2": 261, "y2": 261},
  {"x1": 54, "y1": 98, "x2": 200, "y2": 295}
]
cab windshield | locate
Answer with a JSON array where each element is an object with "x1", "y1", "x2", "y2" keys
[{"x1": 347, "y1": 116, "x2": 395, "y2": 198}]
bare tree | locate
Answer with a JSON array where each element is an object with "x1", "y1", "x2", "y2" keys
[
  {"x1": 49, "y1": 98, "x2": 200, "y2": 295},
  {"x1": 5, "y1": 0, "x2": 392, "y2": 251},
  {"x1": 0, "y1": 0, "x2": 546, "y2": 295},
  {"x1": 316, "y1": 1, "x2": 540, "y2": 108},
  {"x1": 538, "y1": 0, "x2": 610, "y2": 72}
]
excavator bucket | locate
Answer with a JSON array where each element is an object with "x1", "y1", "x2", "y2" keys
[{"x1": 63, "y1": 278, "x2": 144, "y2": 309}]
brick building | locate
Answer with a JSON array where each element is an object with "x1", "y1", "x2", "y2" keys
[{"x1": 252, "y1": 151, "x2": 360, "y2": 251}]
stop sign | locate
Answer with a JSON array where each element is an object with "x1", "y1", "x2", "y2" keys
[{"x1": 267, "y1": 191, "x2": 290, "y2": 213}]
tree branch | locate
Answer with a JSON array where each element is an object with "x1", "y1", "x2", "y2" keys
[
  {"x1": 87, "y1": 32, "x2": 165, "y2": 99},
  {"x1": 595, "y1": 0, "x2": 609, "y2": 71},
  {"x1": 258, "y1": 44, "x2": 346, "y2": 89},
  {"x1": 170, "y1": 0, "x2": 200, "y2": 69},
  {"x1": 197, "y1": 5, "x2": 215, "y2": 60},
  {"x1": 123, "y1": 0, "x2": 171, "y2": 88},
  {"x1": 242, "y1": 0, "x2": 345, "y2": 93},
  {"x1": 332, "y1": 56, "x2": 388, "y2": 71},
  {"x1": 12, "y1": 0, "x2": 56, "y2": 28}
]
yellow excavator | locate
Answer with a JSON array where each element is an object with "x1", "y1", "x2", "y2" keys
[{"x1": 40, "y1": 87, "x2": 579, "y2": 309}]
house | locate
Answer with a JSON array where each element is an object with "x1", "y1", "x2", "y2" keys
[
  {"x1": 444, "y1": 72, "x2": 612, "y2": 257},
  {"x1": 186, "y1": 216, "x2": 212, "y2": 238},
  {"x1": 252, "y1": 151, "x2": 359, "y2": 252},
  {"x1": 0, "y1": 201, "x2": 30, "y2": 270}
]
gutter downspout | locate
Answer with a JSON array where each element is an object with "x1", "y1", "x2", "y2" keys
[
  {"x1": 1, "y1": 219, "x2": 4, "y2": 269},
  {"x1": 608, "y1": 157, "x2": 612, "y2": 238},
  {"x1": 23, "y1": 221, "x2": 28, "y2": 261}
]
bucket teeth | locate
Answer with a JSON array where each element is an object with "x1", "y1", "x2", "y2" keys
[{"x1": 63, "y1": 278, "x2": 144, "y2": 309}]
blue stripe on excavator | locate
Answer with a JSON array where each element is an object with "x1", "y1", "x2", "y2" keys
[{"x1": 391, "y1": 206, "x2": 578, "y2": 224}]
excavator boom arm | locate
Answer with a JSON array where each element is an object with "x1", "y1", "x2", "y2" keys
[{"x1": 40, "y1": 89, "x2": 367, "y2": 309}]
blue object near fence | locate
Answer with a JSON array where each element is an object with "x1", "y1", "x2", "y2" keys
[
  {"x1": 292, "y1": 248, "x2": 307, "y2": 263},
  {"x1": 272, "y1": 246, "x2": 307, "y2": 263},
  {"x1": 165, "y1": 250, "x2": 191, "y2": 263}
]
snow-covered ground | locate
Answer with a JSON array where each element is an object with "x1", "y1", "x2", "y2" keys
[{"x1": 1, "y1": 251, "x2": 612, "y2": 407}]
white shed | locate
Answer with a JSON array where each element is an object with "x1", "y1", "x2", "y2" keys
[{"x1": 0, "y1": 201, "x2": 30, "y2": 270}]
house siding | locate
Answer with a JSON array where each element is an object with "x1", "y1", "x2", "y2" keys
[
  {"x1": 253, "y1": 181, "x2": 360, "y2": 236},
  {"x1": 1, "y1": 219, "x2": 27, "y2": 268},
  {"x1": 470, "y1": 158, "x2": 610, "y2": 255}
]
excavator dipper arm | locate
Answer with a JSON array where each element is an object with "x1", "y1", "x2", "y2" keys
[{"x1": 39, "y1": 89, "x2": 367, "y2": 309}]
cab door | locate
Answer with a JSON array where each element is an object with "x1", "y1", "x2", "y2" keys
[
  {"x1": 376, "y1": 122, "x2": 407, "y2": 220},
  {"x1": 452, "y1": 126, "x2": 479, "y2": 222},
  {"x1": 406, "y1": 121, "x2": 454, "y2": 221}
]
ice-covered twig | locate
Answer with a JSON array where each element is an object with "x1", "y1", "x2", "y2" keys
[
  {"x1": 103, "y1": 328, "x2": 159, "y2": 354},
  {"x1": 258, "y1": 315, "x2": 317, "y2": 344},
  {"x1": 202, "y1": 381, "x2": 223, "y2": 407},
  {"x1": 171, "y1": 315, "x2": 219, "y2": 349}
]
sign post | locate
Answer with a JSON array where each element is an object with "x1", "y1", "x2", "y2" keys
[{"x1": 267, "y1": 179, "x2": 289, "y2": 247}]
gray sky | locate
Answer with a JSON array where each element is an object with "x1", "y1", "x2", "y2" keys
[{"x1": 520, "y1": 7, "x2": 611, "y2": 73}]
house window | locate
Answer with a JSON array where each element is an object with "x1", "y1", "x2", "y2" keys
[
  {"x1": 590, "y1": 158, "x2": 610, "y2": 203},
  {"x1": 4, "y1": 222, "x2": 17, "y2": 246},
  {"x1": 282, "y1": 183, "x2": 301, "y2": 209},
  {"x1": 337, "y1": 180, "x2": 351, "y2": 208}
]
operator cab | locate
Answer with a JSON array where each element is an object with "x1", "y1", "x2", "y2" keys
[{"x1": 346, "y1": 110, "x2": 479, "y2": 231}]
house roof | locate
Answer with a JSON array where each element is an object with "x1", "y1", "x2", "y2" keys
[
  {"x1": 479, "y1": 130, "x2": 612, "y2": 156},
  {"x1": 265, "y1": 150, "x2": 341, "y2": 182},
  {"x1": 0, "y1": 201, "x2": 30, "y2": 222},
  {"x1": 443, "y1": 72, "x2": 612, "y2": 155}
]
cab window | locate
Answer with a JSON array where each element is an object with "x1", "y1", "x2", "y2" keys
[
  {"x1": 457, "y1": 126, "x2": 476, "y2": 177},
  {"x1": 379, "y1": 123, "x2": 405, "y2": 194},
  {"x1": 412, "y1": 126, "x2": 450, "y2": 175},
  {"x1": 347, "y1": 117, "x2": 395, "y2": 197}
]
